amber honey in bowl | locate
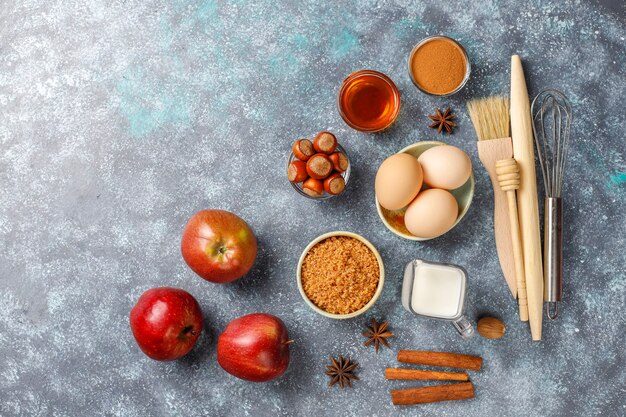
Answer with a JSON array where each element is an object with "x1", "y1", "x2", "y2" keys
[{"x1": 338, "y1": 70, "x2": 400, "y2": 132}]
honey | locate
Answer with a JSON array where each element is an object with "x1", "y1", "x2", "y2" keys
[{"x1": 338, "y1": 70, "x2": 400, "y2": 132}]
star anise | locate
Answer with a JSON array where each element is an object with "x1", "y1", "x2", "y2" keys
[
  {"x1": 324, "y1": 355, "x2": 359, "y2": 389},
  {"x1": 362, "y1": 319, "x2": 394, "y2": 353},
  {"x1": 429, "y1": 107, "x2": 456, "y2": 134}
]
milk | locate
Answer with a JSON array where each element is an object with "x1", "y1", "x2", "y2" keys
[
  {"x1": 410, "y1": 263, "x2": 465, "y2": 319},
  {"x1": 401, "y1": 259, "x2": 473, "y2": 339}
]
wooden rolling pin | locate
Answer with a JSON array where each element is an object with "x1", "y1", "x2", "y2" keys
[{"x1": 510, "y1": 55, "x2": 544, "y2": 341}]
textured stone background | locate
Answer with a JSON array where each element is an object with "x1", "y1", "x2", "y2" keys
[{"x1": 1, "y1": 0, "x2": 625, "y2": 416}]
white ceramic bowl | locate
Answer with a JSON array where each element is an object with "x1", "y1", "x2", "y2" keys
[
  {"x1": 375, "y1": 141, "x2": 475, "y2": 241},
  {"x1": 296, "y1": 231, "x2": 385, "y2": 319}
]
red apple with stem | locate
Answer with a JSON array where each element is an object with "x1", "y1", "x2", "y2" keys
[
  {"x1": 130, "y1": 287, "x2": 203, "y2": 361},
  {"x1": 217, "y1": 313, "x2": 292, "y2": 382},
  {"x1": 181, "y1": 210, "x2": 257, "y2": 284}
]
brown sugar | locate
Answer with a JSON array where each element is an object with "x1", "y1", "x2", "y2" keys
[{"x1": 301, "y1": 236, "x2": 380, "y2": 315}]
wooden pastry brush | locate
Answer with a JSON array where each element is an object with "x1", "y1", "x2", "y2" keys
[{"x1": 466, "y1": 97, "x2": 518, "y2": 299}]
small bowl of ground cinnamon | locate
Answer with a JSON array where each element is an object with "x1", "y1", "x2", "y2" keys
[
  {"x1": 408, "y1": 35, "x2": 471, "y2": 96},
  {"x1": 297, "y1": 231, "x2": 385, "y2": 319}
]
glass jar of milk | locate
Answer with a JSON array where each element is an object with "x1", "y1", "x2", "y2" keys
[{"x1": 401, "y1": 259, "x2": 474, "y2": 339}]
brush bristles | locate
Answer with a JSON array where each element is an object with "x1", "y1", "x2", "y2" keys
[{"x1": 466, "y1": 96, "x2": 510, "y2": 140}]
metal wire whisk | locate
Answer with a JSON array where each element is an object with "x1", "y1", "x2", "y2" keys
[{"x1": 531, "y1": 89, "x2": 572, "y2": 320}]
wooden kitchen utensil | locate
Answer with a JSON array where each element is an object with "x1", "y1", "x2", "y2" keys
[
  {"x1": 510, "y1": 54, "x2": 544, "y2": 341},
  {"x1": 496, "y1": 158, "x2": 529, "y2": 321},
  {"x1": 467, "y1": 96, "x2": 517, "y2": 298}
]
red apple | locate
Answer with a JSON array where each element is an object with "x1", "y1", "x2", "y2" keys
[
  {"x1": 130, "y1": 287, "x2": 203, "y2": 361},
  {"x1": 181, "y1": 210, "x2": 257, "y2": 284},
  {"x1": 217, "y1": 313, "x2": 291, "y2": 382}
]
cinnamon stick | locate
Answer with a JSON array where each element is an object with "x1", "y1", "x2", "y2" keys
[
  {"x1": 391, "y1": 382, "x2": 474, "y2": 406},
  {"x1": 397, "y1": 350, "x2": 482, "y2": 371},
  {"x1": 385, "y1": 368, "x2": 469, "y2": 381}
]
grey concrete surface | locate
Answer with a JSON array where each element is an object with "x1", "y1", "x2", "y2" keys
[{"x1": 1, "y1": 0, "x2": 625, "y2": 416}]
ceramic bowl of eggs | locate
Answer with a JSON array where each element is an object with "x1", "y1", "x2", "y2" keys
[{"x1": 375, "y1": 141, "x2": 474, "y2": 240}]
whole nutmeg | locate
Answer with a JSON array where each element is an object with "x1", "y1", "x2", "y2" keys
[{"x1": 477, "y1": 317, "x2": 506, "y2": 339}]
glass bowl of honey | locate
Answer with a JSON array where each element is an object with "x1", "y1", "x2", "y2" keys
[{"x1": 337, "y1": 70, "x2": 401, "y2": 132}]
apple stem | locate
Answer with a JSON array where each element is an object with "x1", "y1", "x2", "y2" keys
[{"x1": 284, "y1": 340, "x2": 295, "y2": 345}]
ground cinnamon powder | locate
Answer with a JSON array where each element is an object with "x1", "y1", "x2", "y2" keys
[{"x1": 410, "y1": 38, "x2": 467, "y2": 95}]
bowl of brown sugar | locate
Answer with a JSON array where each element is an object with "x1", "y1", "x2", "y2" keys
[
  {"x1": 297, "y1": 231, "x2": 385, "y2": 319},
  {"x1": 408, "y1": 35, "x2": 471, "y2": 96}
]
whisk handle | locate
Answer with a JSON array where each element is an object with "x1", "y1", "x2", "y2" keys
[{"x1": 544, "y1": 197, "x2": 563, "y2": 319}]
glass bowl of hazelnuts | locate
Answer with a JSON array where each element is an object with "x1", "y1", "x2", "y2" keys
[{"x1": 287, "y1": 131, "x2": 350, "y2": 200}]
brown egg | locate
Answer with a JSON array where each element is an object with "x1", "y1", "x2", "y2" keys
[
  {"x1": 404, "y1": 189, "x2": 459, "y2": 238},
  {"x1": 375, "y1": 153, "x2": 423, "y2": 211},
  {"x1": 417, "y1": 145, "x2": 472, "y2": 190}
]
